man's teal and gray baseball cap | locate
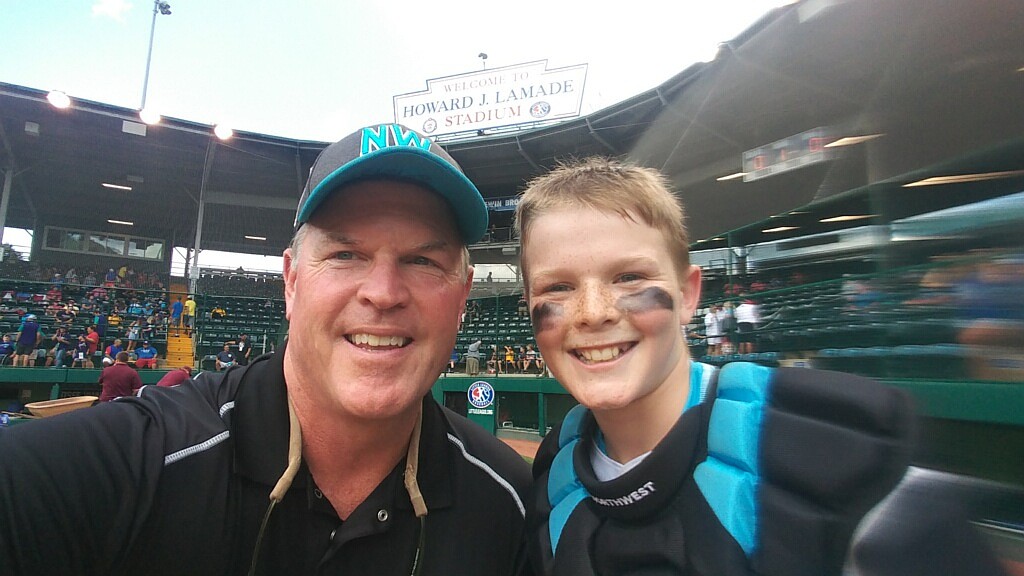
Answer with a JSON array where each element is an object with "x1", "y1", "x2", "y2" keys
[{"x1": 294, "y1": 123, "x2": 488, "y2": 244}]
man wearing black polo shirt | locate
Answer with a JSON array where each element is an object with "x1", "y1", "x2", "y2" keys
[{"x1": 0, "y1": 124, "x2": 531, "y2": 576}]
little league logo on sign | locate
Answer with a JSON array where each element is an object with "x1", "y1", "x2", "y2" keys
[{"x1": 467, "y1": 381, "x2": 495, "y2": 409}]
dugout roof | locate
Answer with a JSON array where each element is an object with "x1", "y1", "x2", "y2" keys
[{"x1": 1, "y1": 0, "x2": 1021, "y2": 263}]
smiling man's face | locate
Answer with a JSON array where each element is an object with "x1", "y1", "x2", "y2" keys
[{"x1": 283, "y1": 180, "x2": 472, "y2": 421}]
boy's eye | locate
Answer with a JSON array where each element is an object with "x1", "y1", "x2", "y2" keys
[
  {"x1": 617, "y1": 273, "x2": 644, "y2": 283},
  {"x1": 542, "y1": 283, "x2": 570, "y2": 294}
]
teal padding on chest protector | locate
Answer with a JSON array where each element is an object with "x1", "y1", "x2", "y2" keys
[
  {"x1": 547, "y1": 438, "x2": 588, "y2": 554},
  {"x1": 558, "y1": 404, "x2": 588, "y2": 447},
  {"x1": 693, "y1": 362, "x2": 772, "y2": 556},
  {"x1": 686, "y1": 362, "x2": 716, "y2": 411}
]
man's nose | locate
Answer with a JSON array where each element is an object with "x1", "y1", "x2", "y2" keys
[{"x1": 357, "y1": 260, "x2": 410, "y2": 310}]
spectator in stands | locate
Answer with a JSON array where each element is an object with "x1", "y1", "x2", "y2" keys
[
  {"x1": 44, "y1": 300, "x2": 62, "y2": 319},
  {"x1": 48, "y1": 327, "x2": 72, "y2": 368},
  {"x1": 125, "y1": 319, "x2": 141, "y2": 352},
  {"x1": 70, "y1": 335, "x2": 90, "y2": 368},
  {"x1": 503, "y1": 344, "x2": 516, "y2": 374},
  {"x1": 156, "y1": 365, "x2": 192, "y2": 387},
  {"x1": 521, "y1": 343, "x2": 540, "y2": 374},
  {"x1": 98, "y1": 351, "x2": 142, "y2": 402},
  {"x1": 517, "y1": 296, "x2": 528, "y2": 317},
  {"x1": 84, "y1": 325, "x2": 100, "y2": 361},
  {"x1": 134, "y1": 341, "x2": 158, "y2": 369},
  {"x1": 103, "y1": 268, "x2": 117, "y2": 287},
  {"x1": 183, "y1": 294, "x2": 196, "y2": 331},
  {"x1": 485, "y1": 271, "x2": 493, "y2": 282},
  {"x1": 215, "y1": 343, "x2": 236, "y2": 371},
  {"x1": 13, "y1": 314, "x2": 42, "y2": 367},
  {"x1": 83, "y1": 271, "x2": 97, "y2": 287},
  {"x1": 0, "y1": 334, "x2": 13, "y2": 366},
  {"x1": 140, "y1": 317, "x2": 156, "y2": 342},
  {"x1": 170, "y1": 297, "x2": 183, "y2": 330},
  {"x1": 103, "y1": 338, "x2": 124, "y2": 367},
  {"x1": 224, "y1": 334, "x2": 252, "y2": 366},
  {"x1": 487, "y1": 347, "x2": 500, "y2": 374},
  {"x1": 466, "y1": 299, "x2": 481, "y2": 321},
  {"x1": 704, "y1": 303, "x2": 724, "y2": 356},
  {"x1": 447, "y1": 348, "x2": 459, "y2": 374},
  {"x1": 465, "y1": 338, "x2": 482, "y2": 375},
  {"x1": 211, "y1": 305, "x2": 227, "y2": 320},
  {"x1": 734, "y1": 295, "x2": 761, "y2": 354}
]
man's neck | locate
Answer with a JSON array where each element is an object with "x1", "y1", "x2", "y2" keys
[
  {"x1": 592, "y1": 351, "x2": 692, "y2": 464},
  {"x1": 283, "y1": 355, "x2": 418, "y2": 519}
]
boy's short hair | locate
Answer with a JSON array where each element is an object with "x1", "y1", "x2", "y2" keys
[{"x1": 514, "y1": 157, "x2": 690, "y2": 271}]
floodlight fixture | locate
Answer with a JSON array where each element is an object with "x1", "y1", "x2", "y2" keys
[
  {"x1": 108, "y1": 219, "x2": 135, "y2": 226},
  {"x1": 214, "y1": 124, "x2": 234, "y2": 140},
  {"x1": 716, "y1": 172, "x2": 746, "y2": 181},
  {"x1": 139, "y1": 108, "x2": 162, "y2": 125},
  {"x1": 46, "y1": 90, "x2": 71, "y2": 109},
  {"x1": 158, "y1": 2, "x2": 171, "y2": 15},
  {"x1": 819, "y1": 214, "x2": 877, "y2": 223}
]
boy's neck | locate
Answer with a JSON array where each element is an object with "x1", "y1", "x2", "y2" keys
[{"x1": 591, "y1": 352, "x2": 693, "y2": 464}]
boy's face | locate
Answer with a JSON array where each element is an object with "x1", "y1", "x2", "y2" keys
[{"x1": 522, "y1": 206, "x2": 701, "y2": 413}]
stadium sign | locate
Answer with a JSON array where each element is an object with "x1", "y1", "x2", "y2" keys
[
  {"x1": 742, "y1": 127, "x2": 837, "y2": 182},
  {"x1": 394, "y1": 60, "x2": 588, "y2": 136},
  {"x1": 484, "y1": 196, "x2": 520, "y2": 212}
]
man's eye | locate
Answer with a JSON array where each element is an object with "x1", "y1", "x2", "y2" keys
[
  {"x1": 334, "y1": 251, "x2": 354, "y2": 260},
  {"x1": 617, "y1": 273, "x2": 643, "y2": 283},
  {"x1": 543, "y1": 284, "x2": 570, "y2": 293},
  {"x1": 411, "y1": 256, "x2": 434, "y2": 266}
]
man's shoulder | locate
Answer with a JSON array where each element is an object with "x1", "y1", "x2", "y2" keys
[{"x1": 433, "y1": 402, "x2": 531, "y2": 509}]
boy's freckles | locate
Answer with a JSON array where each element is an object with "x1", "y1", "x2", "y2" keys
[
  {"x1": 531, "y1": 302, "x2": 563, "y2": 332},
  {"x1": 617, "y1": 287, "x2": 674, "y2": 314}
]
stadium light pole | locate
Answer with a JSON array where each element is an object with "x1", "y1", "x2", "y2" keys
[{"x1": 140, "y1": 1, "x2": 172, "y2": 115}]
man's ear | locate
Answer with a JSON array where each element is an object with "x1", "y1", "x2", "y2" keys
[
  {"x1": 283, "y1": 248, "x2": 296, "y2": 322},
  {"x1": 460, "y1": 265, "x2": 475, "y2": 322},
  {"x1": 678, "y1": 265, "x2": 702, "y2": 326}
]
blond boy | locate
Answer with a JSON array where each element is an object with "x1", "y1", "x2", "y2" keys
[{"x1": 516, "y1": 158, "x2": 999, "y2": 576}]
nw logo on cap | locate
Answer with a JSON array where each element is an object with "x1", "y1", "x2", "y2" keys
[{"x1": 361, "y1": 124, "x2": 433, "y2": 156}]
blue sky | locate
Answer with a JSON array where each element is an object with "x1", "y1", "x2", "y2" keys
[{"x1": 1, "y1": 0, "x2": 782, "y2": 141}]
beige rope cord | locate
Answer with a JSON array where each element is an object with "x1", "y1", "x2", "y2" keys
[{"x1": 403, "y1": 405, "x2": 428, "y2": 518}]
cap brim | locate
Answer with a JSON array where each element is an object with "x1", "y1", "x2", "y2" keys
[{"x1": 296, "y1": 147, "x2": 488, "y2": 244}]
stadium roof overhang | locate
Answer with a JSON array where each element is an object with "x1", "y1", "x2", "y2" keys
[{"x1": 1, "y1": 0, "x2": 1021, "y2": 263}]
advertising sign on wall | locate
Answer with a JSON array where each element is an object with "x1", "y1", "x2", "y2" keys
[{"x1": 394, "y1": 60, "x2": 588, "y2": 136}]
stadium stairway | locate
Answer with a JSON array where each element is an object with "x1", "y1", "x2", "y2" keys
[
  {"x1": 164, "y1": 332, "x2": 194, "y2": 369},
  {"x1": 164, "y1": 279, "x2": 194, "y2": 369}
]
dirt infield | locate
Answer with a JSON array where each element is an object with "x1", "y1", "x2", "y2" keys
[{"x1": 501, "y1": 437, "x2": 541, "y2": 460}]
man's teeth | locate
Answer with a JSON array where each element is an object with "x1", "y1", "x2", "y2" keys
[
  {"x1": 349, "y1": 334, "x2": 409, "y2": 347},
  {"x1": 576, "y1": 346, "x2": 624, "y2": 363}
]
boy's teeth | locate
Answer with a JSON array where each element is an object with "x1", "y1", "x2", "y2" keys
[
  {"x1": 350, "y1": 334, "x2": 408, "y2": 347},
  {"x1": 578, "y1": 346, "x2": 622, "y2": 363}
]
